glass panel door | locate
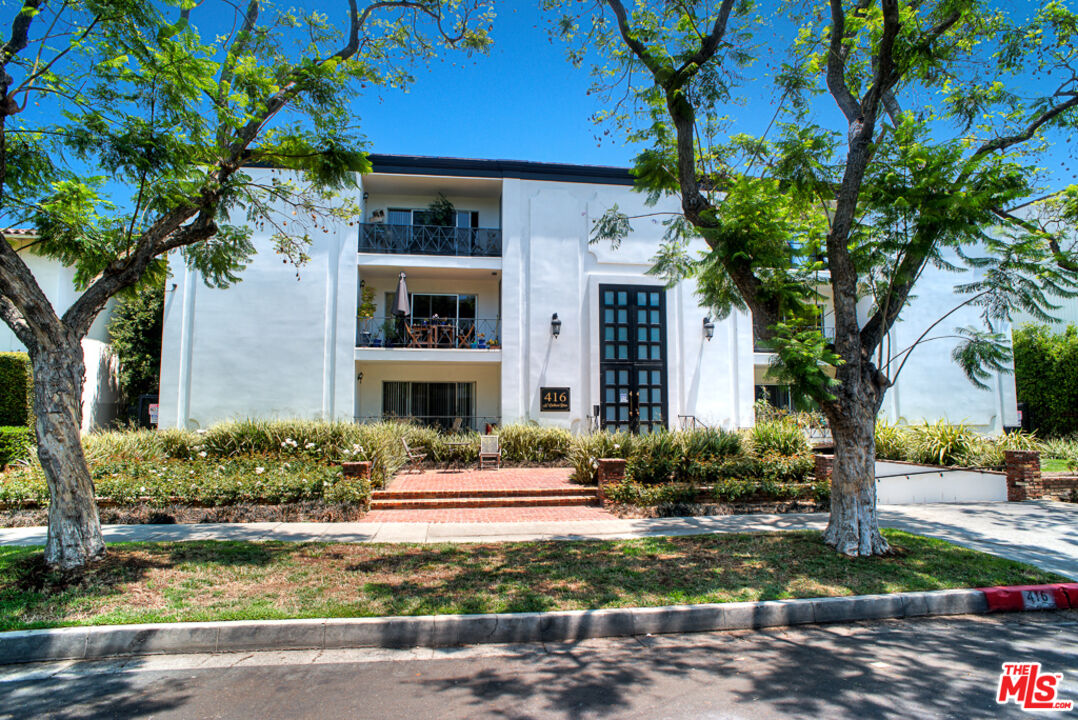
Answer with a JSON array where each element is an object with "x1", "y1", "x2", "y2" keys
[{"x1": 599, "y1": 285, "x2": 667, "y2": 434}]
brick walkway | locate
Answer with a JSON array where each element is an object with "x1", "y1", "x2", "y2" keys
[
  {"x1": 385, "y1": 467, "x2": 578, "y2": 492},
  {"x1": 364, "y1": 467, "x2": 618, "y2": 523}
]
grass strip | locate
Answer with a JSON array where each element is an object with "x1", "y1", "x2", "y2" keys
[{"x1": 0, "y1": 530, "x2": 1064, "y2": 632}]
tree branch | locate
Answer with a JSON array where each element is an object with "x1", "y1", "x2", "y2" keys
[
  {"x1": 825, "y1": 0, "x2": 865, "y2": 122},
  {"x1": 993, "y1": 205, "x2": 1078, "y2": 274},
  {"x1": 973, "y1": 94, "x2": 1078, "y2": 159},
  {"x1": 1, "y1": 0, "x2": 42, "y2": 67}
]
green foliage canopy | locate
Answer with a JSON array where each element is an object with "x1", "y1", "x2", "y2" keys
[{"x1": 551, "y1": 0, "x2": 1078, "y2": 405}]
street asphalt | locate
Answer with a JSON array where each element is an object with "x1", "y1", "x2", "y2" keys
[
  {"x1": 2, "y1": 500, "x2": 1075, "y2": 578},
  {"x1": 2, "y1": 611, "x2": 1075, "y2": 719}
]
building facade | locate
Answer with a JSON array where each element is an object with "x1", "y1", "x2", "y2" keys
[
  {"x1": 157, "y1": 155, "x2": 1019, "y2": 434},
  {"x1": 0, "y1": 231, "x2": 121, "y2": 432}
]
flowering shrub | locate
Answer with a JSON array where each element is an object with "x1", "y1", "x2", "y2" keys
[{"x1": 0, "y1": 458, "x2": 367, "y2": 508}]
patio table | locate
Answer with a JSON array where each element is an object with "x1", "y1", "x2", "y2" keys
[{"x1": 443, "y1": 440, "x2": 472, "y2": 472}]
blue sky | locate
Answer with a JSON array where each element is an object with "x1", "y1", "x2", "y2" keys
[
  {"x1": 352, "y1": 2, "x2": 642, "y2": 166},
  {"x1": 352, "y1": 0, "x2": 1076, "y2": 188}
]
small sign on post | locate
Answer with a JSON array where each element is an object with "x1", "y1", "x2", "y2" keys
[
  {"x1": 148, "y1": 403, "x2": 159, "y2": 426},
  {"x1": 540, "y1": 387, "x2": 570, "y2": 412}
]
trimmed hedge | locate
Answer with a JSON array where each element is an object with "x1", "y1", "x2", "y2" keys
[
  {"x1": 0, "y1": 426, "x2": 33, "y2": 469},
  {"x1": 0, "y1": 352, "x2": 32, "y2": 428},
  {"x1": 1013, "y1": 323, "x2": 1078, "y2": 436}
]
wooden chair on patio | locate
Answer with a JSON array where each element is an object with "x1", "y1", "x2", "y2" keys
[
  {"x1": 456, "y1": 322, "x2": 475, "y2": 348},
  {"x1": 478, "y1": 434, "x2": 501, "y2": 470},
  {"x1": 405, "y1": 321, "x2": 428, "y2": 348},
  {"x1": 401, "y1": 438, "x2": 427, "y2": 473}
]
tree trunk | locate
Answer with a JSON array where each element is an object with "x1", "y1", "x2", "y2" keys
[
  {"x1": 32, "y1": 341, "x2": 105, "y2": 569},
  {"x1": 822, "y1": 385, "x2": 890, "y2": 557}
]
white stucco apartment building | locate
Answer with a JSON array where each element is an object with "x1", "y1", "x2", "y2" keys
[
  {"x1": 157, "y1": 155, "x2": 1020, "y2": 434},
  {"x1": 0, "y1": 230, "x2": 120, "y2": 432}
]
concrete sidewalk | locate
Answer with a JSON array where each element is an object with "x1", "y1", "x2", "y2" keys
[
  {"x1": 2, "y1": 501, "x2": 1076, "y2": 579},
  {"x1": 0, "y1": 512, "x2": 829, "y2": 546}
]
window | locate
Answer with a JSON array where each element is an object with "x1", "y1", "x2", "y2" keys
[
  {"x1": 383, "y1": 292, "x2": 477, "y2": 321},
  {"x1": 755, "y1": 384, "x2": 794, "y2": 411},
  {"x1": 387, "y1": 208, "x2": 479, "y2": 228},
  {"x1": 382, "y1": 381, "x2": 475, "y2": 430},
  {"x1": 754, "y1": 384, "x2": 818, "y2": 412}
]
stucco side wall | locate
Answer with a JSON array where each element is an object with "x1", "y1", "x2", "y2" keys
[
  {"x1": 158, "y1": 169, "x2": 360, "y2": 429},
  {"x1": 0, "y1": 249, "x2": 119, "y2": 431},
  {"x1": 878, "y1": 256, "x2": 1019, "y2": 432}
]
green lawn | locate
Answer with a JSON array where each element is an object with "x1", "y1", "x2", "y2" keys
[{"x1": 0, "y1": 530, "x2": 1064, "y2": 632}]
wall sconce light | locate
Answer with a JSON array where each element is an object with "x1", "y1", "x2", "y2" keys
[
  {"x1": 703, "y1": 316, "x2": 715, "y2": 341},
  {"x1": 357, "y1": 372, "x2": 363, "y2": 383},
  {"x1": 359, "y1": 279, "x2": 365, "y2": 288},
  {"x1": 551, "y1": 313, "x2": 562, "y2": 339},
  {"x1": 362, "y1": 191, "x2": 369, "y2": 200}
]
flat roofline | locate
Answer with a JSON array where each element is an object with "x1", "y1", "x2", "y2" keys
[{"x1": 366, "y1": 154, "x2": 636, "y2": 186}]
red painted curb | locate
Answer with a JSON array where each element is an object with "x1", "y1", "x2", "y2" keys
[{"x1": 978, "y1": 584, "x2": 1078, "y2": 612}]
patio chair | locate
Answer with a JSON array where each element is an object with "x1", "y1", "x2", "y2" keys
[
  {"x1": 478, "y1": 434, "x2": 501, "y2": 470},
  {"x1": 401, "y1": 438, "x2": 427, "y2": 473},
  {"x1": 405, "y1": 322, "x2": 427, "y2": 348},
  {"x1": 456, "y1": 323, "x2": 475, "y2": 348}
]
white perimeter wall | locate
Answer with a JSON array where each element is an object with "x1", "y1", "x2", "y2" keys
[
  {"x1": 158, "y1": 169, "x2": 360, "y2": 429},
  {"x1": 500, "y1": 178, "x2": 755, "y2": 432}
]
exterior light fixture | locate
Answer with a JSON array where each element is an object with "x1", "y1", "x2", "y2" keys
[
  {"x1": 703, "y1": 316, "x2": 715, "y2": 341},
  {"x1": 551, "y1": 313, "x2": 562, "y2": 339},
  {"x1": 357, "y1": 372, "x2": 364, "y2": 383}
]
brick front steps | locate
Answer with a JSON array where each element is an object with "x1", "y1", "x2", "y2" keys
[
  {"x1": 366, "y1": 467, "x2": 610, "y2": 520},
  {"x1": 370, "y1": 487, "x2": 599, "y2": 510}
]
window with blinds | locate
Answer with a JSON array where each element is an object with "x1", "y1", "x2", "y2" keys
[{"x1": 382, "y1": 381, "x2": 475, "y2": 429}]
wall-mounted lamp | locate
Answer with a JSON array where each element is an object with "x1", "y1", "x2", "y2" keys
[
  {"x1": 703, "y1": 316, "x2": 715, "y2": 341},
  {"x1": 551, "y1": 313, "x2": 562, "y2": 339},
  {"x1": 362, "y1": 191, "x2": 370, "y2": 200},
  {"x1": 359, "y1": 279, "x2": 365, "y2": 288},
  {"x1": 357, "y1": 372, "x2": 364, "y2": 384}
]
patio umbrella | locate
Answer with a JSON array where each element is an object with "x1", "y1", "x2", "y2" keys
[{"x1": 392, "y1": 272, "x2": 410, "y2": 317}]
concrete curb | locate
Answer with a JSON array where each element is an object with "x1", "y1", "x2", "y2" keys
[{"x1": 0, "y1": 588, "x2": 994, "y2": 665}]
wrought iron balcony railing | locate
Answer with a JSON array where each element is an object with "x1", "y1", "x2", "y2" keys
[
  {"x1": 354, "y1": 415, "x2": 501, "y2": 433},
  {"x1": 357, "y1": 316, "x2": 502, "y2": 349},
  {"x1": 357, "y1": 223, "x2": 502, "y2": 257}
]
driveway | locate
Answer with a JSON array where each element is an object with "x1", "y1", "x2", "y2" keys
[{"x1": 879, "y1": 500, "x2": 1078, "y2": 580}]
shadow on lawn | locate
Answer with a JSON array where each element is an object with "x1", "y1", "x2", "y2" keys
[{"x1": 1, "y1": 531, "x2": 1060, "y2": 628}]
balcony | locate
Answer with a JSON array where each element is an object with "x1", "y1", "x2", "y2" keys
[
  {"x1": 358, "y1": 223, "x2": 501, "y2": 257},
  {"x1": 357, "y1": 316, "x2": 501, "y2": 350}
]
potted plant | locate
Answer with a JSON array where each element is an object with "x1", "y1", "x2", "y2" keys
[
  {"x1": 425, "y1": 193, "x2": 456, "y2": 226},
  {"x1": 477, "y1": 333, "x2": 487, "y2": 349},
  {"x1": 382, "y1": 318, "x2": 401, "y2": 348}
]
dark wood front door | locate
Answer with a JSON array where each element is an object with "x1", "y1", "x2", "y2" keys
[{"x1": 599, "y1": 284, "x2": 668, "y2": 434}]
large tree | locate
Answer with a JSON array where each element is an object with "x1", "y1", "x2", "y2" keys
[
  {"x1": 554, "y1": 0, "x2": 1078, "y2": 555},
  {"x1": 0, "y1": 0, "x2": 491, "y2": 569}
]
